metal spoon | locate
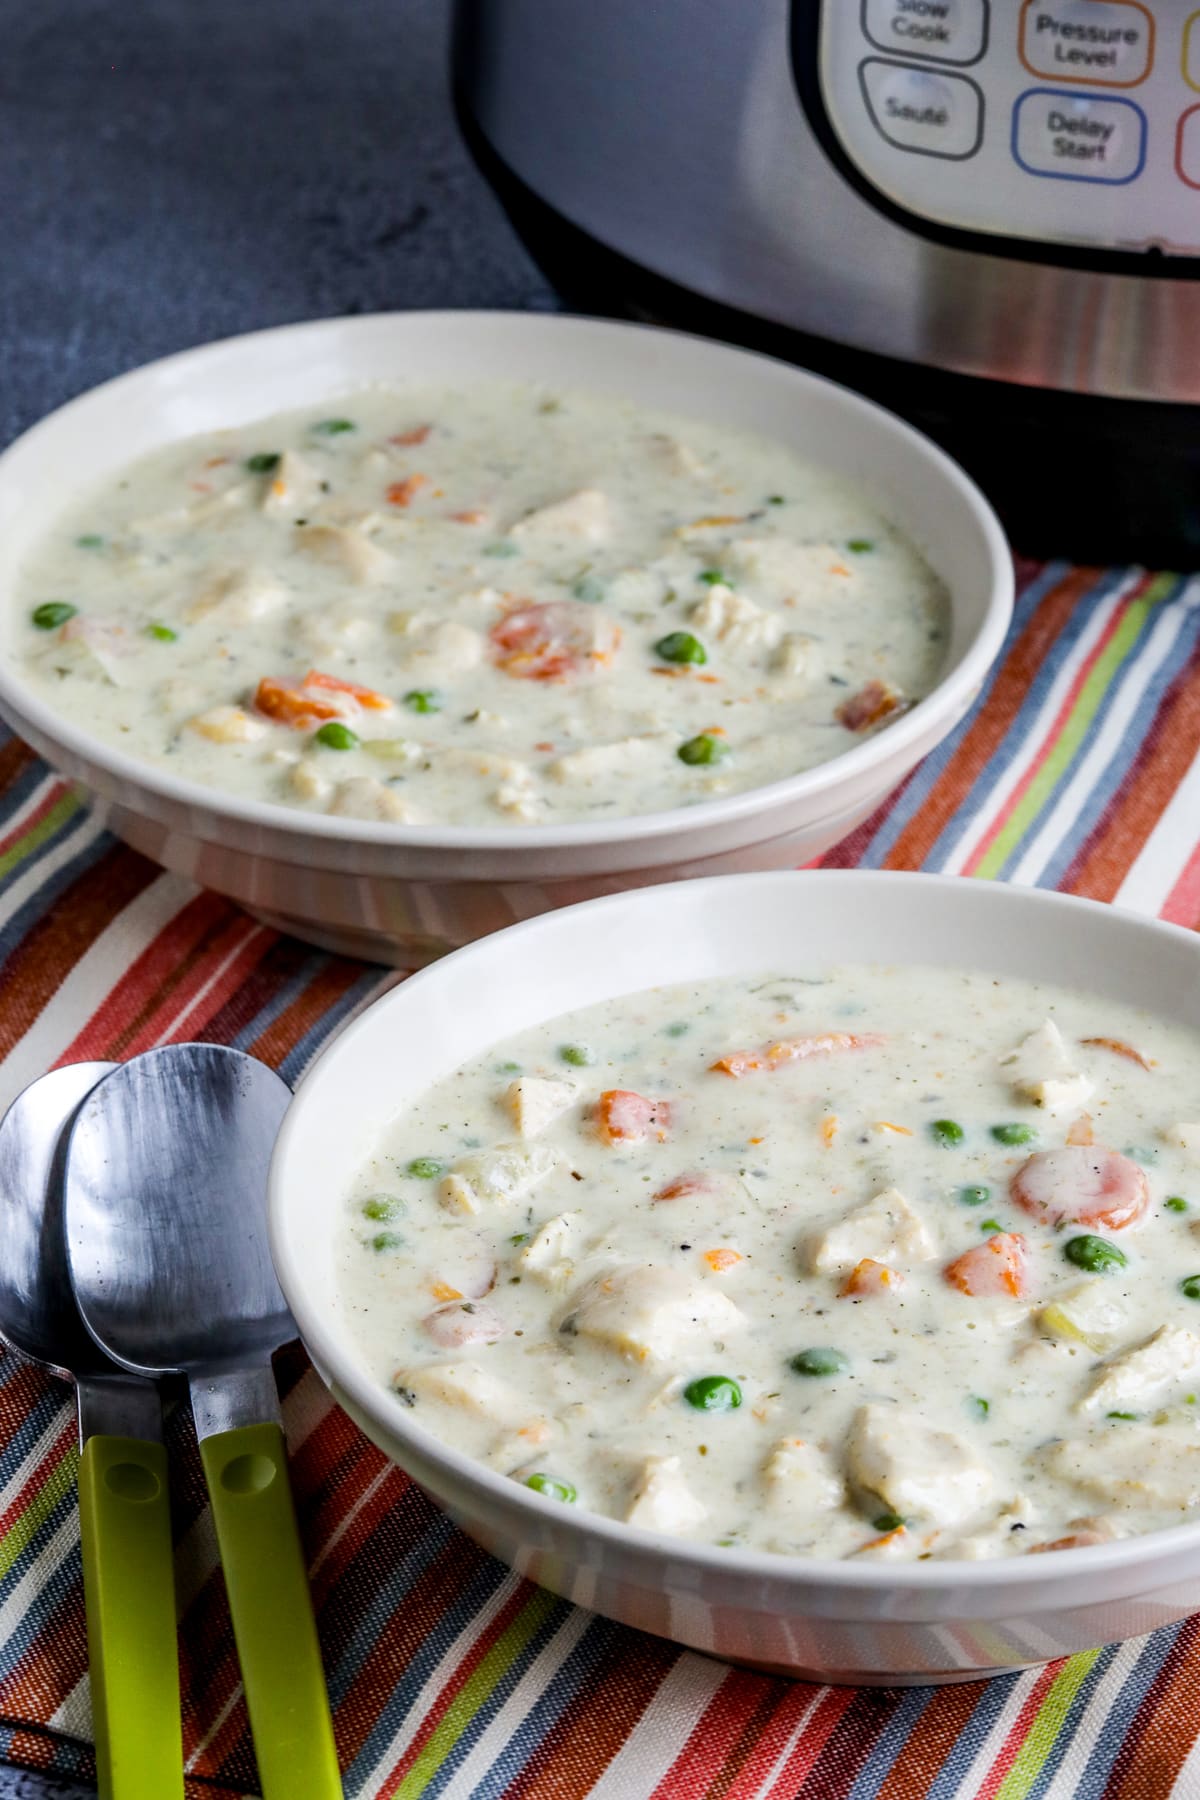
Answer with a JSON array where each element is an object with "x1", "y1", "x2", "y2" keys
[
  {"x1": 0, "y1": 1063, "x2": 183, "y2": 1800},
  {"x1": 64, "y1": 1044, "x2": 341, "y2": 1800}
]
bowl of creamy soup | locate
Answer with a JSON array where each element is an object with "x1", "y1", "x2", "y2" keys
[
  {"x1": 0, "y1": 313, "x2": 1011, "y2": 964},
  {"x1": 271, "y1": 870, "x2": 1200, "y2": 1684}
]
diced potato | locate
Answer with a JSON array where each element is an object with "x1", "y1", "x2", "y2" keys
[
  {"x1": 185, "y1": 567, "x2": 286, "y2": 627},
  {"x1": 519, "y1": 1212, "x2": 583, "y2": 1289},
  {"x1": 1042, "y1": 1432, "x2": 1200, "y2": 1512},
  {"x1": 391, "y1": 1361, "x2": 527, "y2": 1427},
  {"x1": 510, "y1": 488, "x2": 612, "y2": 545},
  {"x1": 390, "y1": 615, "x2": 484, "y2": 680},
  {"x1": 1079, "y1": 1323, "x2": 1200, "y2": 1416},
  {"x1": 803, "y1": 1187, "x2": 936, "y2": 1276},
  {"x1": 297, "y1": 607, "x2": 375, "y2": 658},
  {"x1": 689, "y1": 584, "x2": 782, "y2": 656},
  {"x1": 328, "y1": 777, "x2": 421, "y2": 823},
  {"x1": 289, "y1": 759, "x2": 333, "y2": 803},
  {"x1": 846, "y1": 1403, "x2": 993, "y2": 1528},
  {"x1": 728, "y1": 537, "x2": 857, "y2": 598},
  {"x1": 260, "y1": 450, "x2": 324, "y2": 518},
  {"x1": 1037, "y1": 1280, "x2": 1128, "y2": 1353},
  {"x1": 763, "y1": 1438, "x2": 844, "y2": 1516},
  {"x1": 186, "y1": 705, "x2": 267, "y2": 745},
  {"x1": 625, "y1": 1455, "x2": 708, "y2": 1534},
  {"x1": 548, "y1": 735, "x2": 672, "y2": 787},
  {"x1": 503, "y1": 1076, "x2": 578, "y2": 1139},
  {"x1": 999, "y1": 1020, "x2": 1092, "y2": 1113},
  {"x1": 439, "y1": 1143, "x2": 560, "y2": 1216},
  {"x1": 559, "y1": 1265, "x2": 746, "y2": 1364},
  {"x1": 772, "y1": 633, "x2": 821, "y2": 680},
  {"x1": 295, "y1": 523, "x2": 394, "y2": 585}
]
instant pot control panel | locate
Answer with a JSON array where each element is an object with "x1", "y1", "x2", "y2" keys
[{"x1": 810, "y1": 1, "x2": 1200, "y2": 255}]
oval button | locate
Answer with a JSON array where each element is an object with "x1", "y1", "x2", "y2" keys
[{"x1": 859, "y1": 59, "x2": 985, "y2": 159}]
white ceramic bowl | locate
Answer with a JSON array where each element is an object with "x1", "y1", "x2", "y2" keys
[
  {"x1": 270, "y1": 870, "x2": 1200, "y2": 1685},
  {"x1": 0, "y1": 313, "x2": 1012, "y2": 966}
]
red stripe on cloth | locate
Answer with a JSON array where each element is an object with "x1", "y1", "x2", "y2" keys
[
  {"x1": 763, "y1": 1687, "x2": 858, "y2": 1794},
  {"x1": 246, "y1": 956, "x2": 365, "y2": 1072},
  {"x1": 649, "y1": 1669, "x2": 785, "y2": 1799},
  {"x1": 153, "y1": 916, "x2": 271, "y2": 1049},
  {"x1": 1101, "y1": 1614, "x2": 1200, "y2": 1799},
  {"x1": 1160, "y1": 838, "x2": 1200, "y2": 927},
  {"x1": 0, "y1": 1416, "x2": 74, "y2": 1544},
  {"x1": 0, "y1": 1584, "x2": 89, "y2": 1727},
  {"x1": 961, "y1": 590, "x2": 1133, "y2": 876},
  {"x1": 973, "y1": 1660, "x2": 1062, "y2": 1800},
  {"x1": 876, "y1": 1680, "x2": 983, "y2": 1798},
  {"x1": 0, "y1": 781, "x2": 70, "y2": 862}
]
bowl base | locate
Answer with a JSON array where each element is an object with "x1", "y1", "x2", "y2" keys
[
  {"x1": 720, "y1": 1650, "x2": 1045, "y2": 1686},
  {"x1": 246, "y1": 904, "x2": 449, "y2": 967}
]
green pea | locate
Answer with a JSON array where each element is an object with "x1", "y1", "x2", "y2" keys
[
  {"x1": 495, "y1": 1060, "x2": 522, "y2": 1075},
  {"x1": 678, "y1": 733, "x2": 729, "y2": 767},
  {"x1": 31, "y1": 601, "x2": 77, "y2": 630},
  {"x1": 848, "y1": 539, "x2": 875, "y2": 554},
  {"x1": 1063, "y1": 1235, "x2": 1127, "y2": 1274},
  {"x1": 789, "y1": 1347, "x2": 849, "y2": 1378},
  {"x1": 525, "y1": 1472, "x2": 577, "y2": 1503},
  {"x1": 572, "y1": 575, "x2": 605, "y2": 603},
  {"x1": 992, "y1": 1122, "x2": 1037, "y2": 1146},
  {"x1": 1181, "y1": 1275, "x2": 1200, "y2": 1301},
  {"x1": 145, "y1": 623, "x2": 178, "y2": 643},
  {"x1": 929, "y1": 1118, "x2": 964, "y2": 1147},
  {"x1": 313, "y1": 721, "x2": 359, "y2": 750},
  {"x1": 483, "y1": 540, "x2": 519, "y2": 558},
  {"x1": 872, "y1": 1511, "x2": 905, "y2": 1532},
  {"x1": 767, "y1": 495, "x2": 785, "y2": 506},
  {"x1": 245, "y1": 451, "x2": 281, "y2": 473},
  {"x1": 362, "y1": 1194, "x2": 403, "y2": 1222},
  {"x1": 404, "y1": 689, "x2": 442, "y2": 714},
  {"x1": 406, "y1": 1157, "x2": 446, "y2": 1180},
  {"x1": 1167, "y1": 1197, "x2": 1190, "y2": 1213},
  {"x1": 509, "y1": 1232, "x2": 530, "y2": 1247},
  {"x1": 370, "y1": 1231, "x2": 403, "y2": 1252},
  {"x1": 1107, "y1": 1411, "x2": 1138, "y2": 1421},
  {"x1": 959, "y1": 1185, "x2": 990, "y2": 1206},
  {"x1": 654, "y1": 630, "x2": 707, "y2": 666},
  {"x1": 683, "y1": 1375, "x2": 743, "y2": 1413},
  {"x1": 665, "y1": 1022, "x2": 690, "y2": 1038},
  {"x1": 969, "y1": 1395, "x2": 990, "y2": 1419},
  {"x1": 312, "y1": 417, "x2": 356, "y2": 435},
  {"x1": 75, "y1": 533, "x2": 104, "y2": 549},
  {"x1": 560, "y1": 1044, "x2": 594, "y2": 1067},
  {"x1": 697, "y1": 568, "x2": 727, "y2": 586}
]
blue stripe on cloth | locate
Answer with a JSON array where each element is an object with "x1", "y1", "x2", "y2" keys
[{"x1": 0, "y1": 1378, "x2": 68, "y2": 1488}]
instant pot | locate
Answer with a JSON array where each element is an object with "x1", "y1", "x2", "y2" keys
[{"x1": 454, "y1": 0, "x2": 1200, "y2": 562}]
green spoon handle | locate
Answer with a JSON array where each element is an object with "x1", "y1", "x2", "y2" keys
[
  {"x1": 199, "y1": 1421, "x2": 341, "y2": 1798},
  {"x1": 78, "y1": 1435, "x2": 183, "y2": 1800}
]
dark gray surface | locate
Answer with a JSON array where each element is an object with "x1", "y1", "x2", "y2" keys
[{"x1": 0, "y1": 1, "x2": 542, "y2": 1793}]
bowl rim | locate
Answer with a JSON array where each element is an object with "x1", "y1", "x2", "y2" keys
[
  {"x1": 269, "y1": 867, "x2": 1200, "y2": 1592},
  {"x1": 0, "y1": 309, "x2": 1013, "y2": 853}
]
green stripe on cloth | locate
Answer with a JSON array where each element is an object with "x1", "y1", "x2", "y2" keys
[
  {"x1": 993, "y1": 1650, "x2": 1101, "y2": 1800},
  {"x1": 0, "y1": 790, "x2": 80, "y2": 883},
  {"x1": 0, "y1": 1439, "x2": 77, "y2": 1584}
]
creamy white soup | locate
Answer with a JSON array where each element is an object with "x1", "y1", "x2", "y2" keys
[
  {"x1": 339, "y1": 964, "x2": 1200, "y2": 1561},
  {"x1": 14, "y1": 384, "x2": 947, "y2": 827}
]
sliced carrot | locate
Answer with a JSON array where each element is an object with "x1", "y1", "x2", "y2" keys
[
  {"x1": 302, "y1": 669, "x2": 392, "y2": 711},
  {"x1": 681, "y1": 514, "x2": 743, "y2": 531},
  {"x1": 942, "y1": 1233, "x2": 1029, "y2": 1299},
  {"x1": 711, "y1": 1032, "x2": 884, "y2": 1078},
  {"x1": 596, "y1": 1089, "x2": 672, "y2": 1145},
  {"x1": 390, "y1": 424, "x2": 432, "y2": 446},
  {"x1": 491, "y1": 601, "x2": 620, "y2": 682},
  {"x1": 653, "y1": 1171, "x2": 715, "y2": 1201},
  {"x1": 430, "y1": 1281, "x2": 463, "y2": 1303},
  {"x1": 1081, "y1": 1036, "x2": 1154, "y2": 1071},
  {"x1": 1010, "y1": 1147, "x2": 1149, "y2": 1232},
  {"x1": 450, "y1": 508, "x2": 488, "y2": 524},
  {"x1": 821, "y1": 1113, "x2": 839, "y2": 1146},
  {"x1": 840, "y1": 1258, "x2": 903, "y2": 1298},
  {"x1": 851, "y1": 1525, "x2": 906, "y2": 1556},
  {"x1": 1066, "y1": 1112, "x2": 1095, "y2": 1147},
  {"x1": 703, "y1": 1248, "x2": 743, "y2": 1272},
  {"x1": 252, "y1": 676, "x2": 344, "y2": 730},
  {"x1": 874, "y1": 1120, "x2": 913, "y2": 1136},
  {"x1": 386, "y1": 474, "x2": 429, "y2": 507}
]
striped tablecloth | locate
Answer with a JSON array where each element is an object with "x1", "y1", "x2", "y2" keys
[{"x1": 3, "y1": 556, "x2": 1200, "y2": 1799}]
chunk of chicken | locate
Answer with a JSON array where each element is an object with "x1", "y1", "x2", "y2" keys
[
  {"x1": 559, "y1": 1265, "x2": 745, "y2": 1364},
  {"x1": 689, "y1": 584, "x2": 782, "y2": 656},
  {"x1": 548, "y1": 734, "x2": 673, "y2": 787},
  {"x1": 1036, "y1": 1279, "x2": 1129, "y2": 1353},
  {"x1": 510, "y1": 488, "x2": 612, "y2": 545},
  {"x1": 1079, "y1": 1324, "x2": 1200, "y2": 1416},
  {"x1": 1000, "y1": 1020, "x2": 1092, "y2": 1113},
  {"x1": 328, "y1": 777, "x2": 421, "y2": 823},
  {"x1": 772, "y1": 633, "x2": 821, "y2": 680},
  {"x1": 728, "y1": 537, "x2": 856, "y2": 597},
  {"x1": 259, "y1": 450, "x2": 324, "y2": 518},
  {"x1": 763, "y1": 1438, "x2": 844, "y2": 1517},
  {"x1": 503, "y1": 1076, "x2": 578, "y2": 1140},
  {"x1": 389, "y1": 614, "x2": 484, "y2": 680},
  {"x1": 295, "y1": 523, "x2": 394, "y2": 585},
  {"x1": 518, "y1": 1212, "x2": 582, "y2": 1290},
  {"x1": 846, "y1": 1404, "x2": 993, "y2": 1528},
  {"x1": 625, "y1": 1455, "x2": 708, "y2": 1534},
  {"x1": 803, "y1": 1187, "x2": 936, "y2": 1277},
  {"x1": 391, "y1": 1361, "x2": 527, "y2": 1427},
  {"x1": 1042, "y1": 1433, "x2": 1200, "y2": 1512},
  {"x1": 186, "y1": 705, "x2": 267, "y2": 745},
  {"x1": 185, "y1": 567, "x2": 287, "y2": 627},
  {"x1": 289, "y1": 759, "x2": 333, "y2": 803},
  {"x1": 439, "y1": 1143, "x2": 560, "y2": 1216}
]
